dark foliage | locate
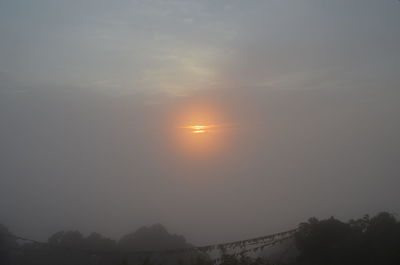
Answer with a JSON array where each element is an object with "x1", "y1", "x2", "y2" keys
[
  {"x1": 2, "y1": 212, "x2": 400, "y2": 265},
  {"x1": 0, "y1": 224, "x2": 18, "y2": 264},
  {"x1": 0, "y1": 223, "x2": 208, "y2": 265},
  {"x1": 295, "y1": 212, "x2": 400, "y2": 265},
  {"x1": 119, "y1": 223, "x2": 190, "y2": 252}
]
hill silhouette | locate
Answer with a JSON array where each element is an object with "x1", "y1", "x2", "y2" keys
[
  {"x1": 119, "y1": 223, "x2": 192, "y2": 252},
  {"x1": 118, "y1": 224, "x2": 206, "y2": 265}
]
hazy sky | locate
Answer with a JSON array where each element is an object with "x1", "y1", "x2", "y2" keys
[{"x1": 1, "y1": 0, "x2": 400, "y2": 245}]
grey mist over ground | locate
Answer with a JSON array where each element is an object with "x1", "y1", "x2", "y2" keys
[{"x1": 0, "y1": 0, "x2": 399, "y2": 246}]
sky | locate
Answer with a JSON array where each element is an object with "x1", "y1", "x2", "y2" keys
[{"x1": 1, "y1": 0, "x2": 400, "y2": 245}]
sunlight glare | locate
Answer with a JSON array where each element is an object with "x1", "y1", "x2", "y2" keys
[{"x1": 185, "y1": 125, "x2": 209, "y2": 134}]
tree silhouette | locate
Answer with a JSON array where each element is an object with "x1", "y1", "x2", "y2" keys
[
  {"x1": 0, "y1": 224, "x2": 18, "y2": 265},
  {"x1": 295, "y1": 212, "x2": 400, "y2": 265},
  {"x1": 2, "y1": 213, "x2": 400, "y2": 265}
]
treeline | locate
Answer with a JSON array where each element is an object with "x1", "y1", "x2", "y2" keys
[
  {"x1": 294, "y1": 212, "x2": 400, "y2": 265},
  {"x1": 0, "y1": 224, "x2": 202, "y2": 265},
  {"x1": 1, "y1": 212, "x2": 400, "y2": 265}
]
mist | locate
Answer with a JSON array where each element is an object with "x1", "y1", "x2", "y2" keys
[{"x1": 1, "y1": 0, "x2": 400, "y2": 250}]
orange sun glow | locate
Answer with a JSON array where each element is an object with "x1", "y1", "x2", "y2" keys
[
  {"x1": 182, "y1": 125, "x2": 210, "y2": 134},
  {"x1": 169, "y1": 104, "x2": 234, "y2": 158}
]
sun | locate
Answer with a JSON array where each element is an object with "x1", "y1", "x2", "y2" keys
[
  {"x1": 182, "y1": 125, "x2": 210, "y2": 134},
  {"x1": 191, "y1": 125, "x2": 209, "y2": 134},
  {"x1": 170, "y1": 104, "x2": 231, "y2": 157}
]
